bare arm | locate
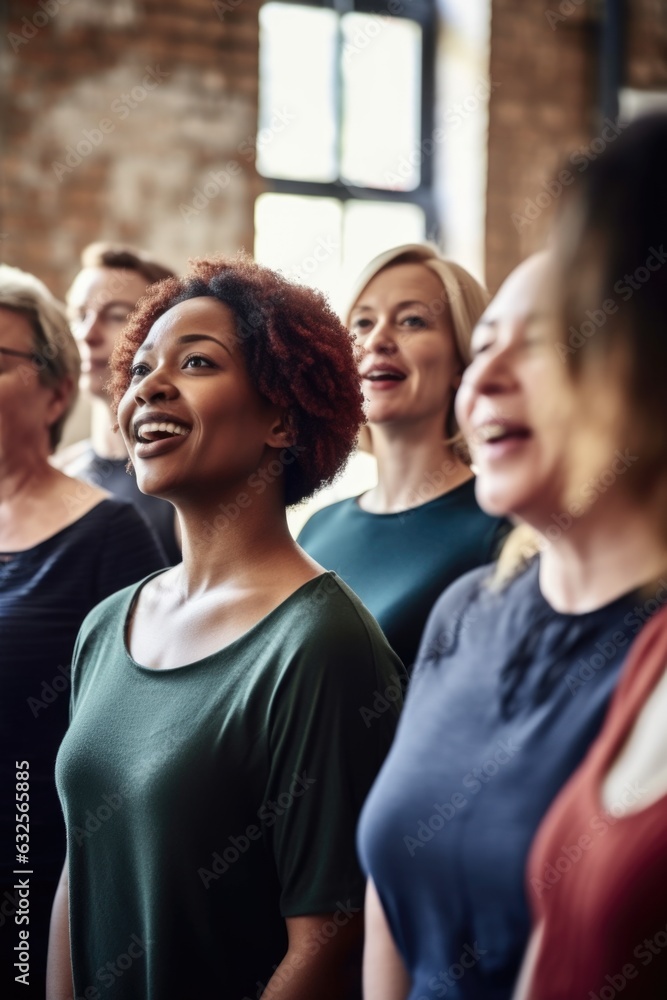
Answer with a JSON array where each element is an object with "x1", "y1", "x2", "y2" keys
[
  {"x1": 363, "y1": 879, "x2": 410, "y2": 1000},
  {"x1": 46, "y1": 858, "x2": 73, "y2": 1000},
  {"x1": 511, "y1": 921, "x2": 544, "y2": 1000},
  {"x1": 261, "y1": 910, "x2": 363, "y2": 1000}
]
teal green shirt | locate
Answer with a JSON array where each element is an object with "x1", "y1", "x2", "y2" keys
[
  {"x1": 298, "y1": 479, "x2": 508, "y2": 670},
  {"x1": 56, "y1": 572, "x2": 404, "y2": 1000}
]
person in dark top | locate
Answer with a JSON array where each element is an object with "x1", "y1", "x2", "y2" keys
[
  {"x1": 57, "y1": 241, "x2": 181, "y2": 563},
  {"x1": 49, "y1": 255, "x2": 405, "y2": 1000},
  {"x1": 298, "y1": 244, "x2": 507, "y2": 671},
  {"x1": 0, "y1": 265, "x2": 166, "y2": 998},
  {"x1": 357, "y1": 248, "x2": 667, "y2": 1000},
  {"x1": 513, "y1": 113, "x2": 667, "y2": 1000}
]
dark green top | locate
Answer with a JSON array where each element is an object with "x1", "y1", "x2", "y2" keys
[
  {"x1": 298, "y1": 479, "x2": 508, "y2": 670},
  {"x1": 56, "y1": 571, "x2": 404, "y2": 1000}
]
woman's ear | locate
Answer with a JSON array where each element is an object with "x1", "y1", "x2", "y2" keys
[
  {"x1": 265, "y1": 410, "x2": 296, "y2": 450},
  {"x1": 45, "y1": 375, "x2": 74, "y2": 431}
]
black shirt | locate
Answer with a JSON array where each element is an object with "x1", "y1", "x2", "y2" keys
[
  {"x1": 64, "y1": 445, "x2": 181, "y2": 565},
  {"x1": 0, "y1": 500, "x2": 166, "y2": 993}
]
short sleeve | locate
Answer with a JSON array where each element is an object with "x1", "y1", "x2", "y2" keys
[
  {"x1": 264, "y1": 590, "x2": 403, "y2": 917},
  {"x1": 94, "y1": 502, "x2": 167, "y2": 603}
]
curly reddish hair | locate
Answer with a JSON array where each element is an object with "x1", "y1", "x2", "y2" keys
[{"x1": 109, "y1": 253, "x2": 364, "y2": 506}]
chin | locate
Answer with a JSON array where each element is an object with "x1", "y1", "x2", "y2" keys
[
  {"x1": 472, "y1": 477, "x2": 520, "y2": 518},
  {"x1": 132, "y1": 468, "x2": 176, "y2": 500}
]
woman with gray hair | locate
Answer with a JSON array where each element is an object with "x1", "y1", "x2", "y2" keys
[
  {"x1": 0, "y1": 265, "x2": 166, "y2": 994},
  {"x1": 298, "y1": 244, "x2": 508, "y2": 672}
]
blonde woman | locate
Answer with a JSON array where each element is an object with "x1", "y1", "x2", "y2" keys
[
  {"x1": 357, "y1": 239, "x2": 667, "y2": 1000},
  {"x1": 298, "y1": 245, "x2": 507, "y2": 671}
]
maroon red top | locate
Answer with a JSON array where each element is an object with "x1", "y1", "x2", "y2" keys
[{"x1": 526, "y1": 604, "x2": 667, "y2": 1000}]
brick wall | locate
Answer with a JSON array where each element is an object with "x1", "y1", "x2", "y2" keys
[
  {"x1": 485, "y1": 0, "x2": 667, "y2": 294},
  {"x1": 2, "y1": 0, "x2": 262, "y2": 299},
  {"x1": 626, "y1": 0, "x2": 667, "y2": 87},
  {"x1": 3, "y1": 1, "x2": 666, "y2": 303},
  {"x1": 485, "y1": 0, "x2": 596, "y2": 293}
]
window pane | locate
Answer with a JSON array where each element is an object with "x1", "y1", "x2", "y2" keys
[
  {"x1": 342, "y1": 200, "x2": 426, "y2": 282},
  {"x1": 258, "y1": 3, "x2": 338, "y2": 182},
  {"x1": 254, "y1": 193, "x2": 343, "y2": 303},
  {"x1": 340, "y1": 14, "x2": 422, "y2": 191}
]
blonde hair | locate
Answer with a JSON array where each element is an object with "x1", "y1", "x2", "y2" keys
[
  {"x1": 344, "y1": 244, "x2": 490, "y2": 453},
  {"x1": 0, "y1": 264, "x2": 80, "y2": 451}
]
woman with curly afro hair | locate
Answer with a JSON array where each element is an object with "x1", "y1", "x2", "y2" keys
[{"x1": 49, "y1": 255, "x2": 405, "y2": 1000}]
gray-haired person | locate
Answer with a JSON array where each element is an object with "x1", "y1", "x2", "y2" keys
[{"x1": 0, "y1": 264, "x2": 166, "y2": 994}]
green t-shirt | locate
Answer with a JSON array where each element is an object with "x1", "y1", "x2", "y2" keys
[{"x1": 56, "y1": 571, "x2": 404, "y2": 1000}]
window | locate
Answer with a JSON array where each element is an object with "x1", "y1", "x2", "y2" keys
[{"x1": 254, "y1": 0, "x2": 437, "y2": 309}]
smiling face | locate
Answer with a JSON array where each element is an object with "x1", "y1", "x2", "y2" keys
[
  {"x1": 349, "y1": 262, "x2": 462, "y2": 434},
  {"x1": 117, "y1": 296, "x2": 289, "y2": 501},
  {"x1": 454, "y1": 253, "x2": 581, "y2": 525},
  {"x1": 67, "y1": 267, "x2": 150, "y2": 400}
]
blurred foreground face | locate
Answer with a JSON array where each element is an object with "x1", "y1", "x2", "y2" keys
[
  {"x1": 67, "y1": 267, "x2": 149, "y2": 400},
  {"x1": 457, "y1": 252, "x2": 630, "y2": 531},
  {"x1": 455, "y1": 254, "x2": 581, "y2": 526}
]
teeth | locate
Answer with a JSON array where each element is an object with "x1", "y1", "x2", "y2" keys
[
  {"x1": 136, "y1": 421, "x2": 190, "y2": 441},
  {"x1": 477, "y1": 423, "x2": 508, "y2": 442}
]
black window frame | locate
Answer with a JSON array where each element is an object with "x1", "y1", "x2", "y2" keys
[{"x1": 257, "y1": 0, "x2": 439, "y2": 241}]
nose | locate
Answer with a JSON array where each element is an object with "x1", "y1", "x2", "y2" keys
[
  {"x1": 133, "y1": 365, "x2": 179, "y2": 406},
  {"x1": 461, "y1": 333, "x2": 517, "y2": 398},
  {"x1": 456, "y1": 329, "x2": 519, "y2": 436},
  {"x1": 73, "y1": 311, "x2": 103, "y2": 346},
  {"x1": 361, "y1": 316, "x2": 397, "y2": 356}
]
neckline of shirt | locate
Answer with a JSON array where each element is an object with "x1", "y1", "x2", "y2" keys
[
  {"x1": 0, "y1": 498, "x2": 114, "y2": 559},
  {"x1": 352, "y1": 477, "x2": 476, "y2": 519},
  {"x1": 517, "y1": 556, "x2": 641, "y2": 621},
  {"x1": 122, "y1": 569, "x2": 338, "y2": 675}
]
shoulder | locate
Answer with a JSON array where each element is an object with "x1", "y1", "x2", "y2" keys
[
  {"x1": 282, "y1": 572, "x2": 405, "y2": 687},
  {"x1": 65, "y1": 499, "x2": 167, "y2": 579},
  {"x1": 294, "y1": 572, "x2": 386, "y2": 648},
  {"x1": 425, "y1": 560, "x2": 495, "y2": 622},
  {"x1": 78, "y1": 581, "x2": 136, "y2": 637},
  {"x1": 81, "y1": 496, "x2": 157, "y2": 535},
  {"x1": 297, "y1": 498, "x2": 357, "y2": 542},
  {"x1": 415, "y1": 557, "x2": 538, "y2": 667},
  {"x1": 74, "y1": 569, "x2": 167, "y2": 660},
  {"x1": 415, "y1": 562, "x2": 497, "y2": 666},
  {"x1": 70, "y1": 575, "x2": 158, "y2": 702},
  {"x1": 62, "y1": 497, "x2": 145, "y2": 539},
  {"x1": 72, "y1": 579, "x2": 138, "y2": 678},
  {"x1": 438, "y1": 480, "x2": 509, "y2": 533},
  {"x1": 267, "y1": 575, "x2": 404, "y2": 749}
]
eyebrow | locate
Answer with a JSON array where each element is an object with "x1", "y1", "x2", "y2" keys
[
  {"x1": 352, "y1": 299, "x2": 435, "y2": 312},
  {"x1": 137, "y1": 333, "x2": 233, "y2": 357},
  {"x1": 69, "y1": 299, "x2": 136, "y2": 313}
]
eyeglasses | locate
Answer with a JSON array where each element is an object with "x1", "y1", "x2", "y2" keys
[
  {"x1": 0, "y1": 346, "x2": 40, "y2": 364},
  {"x1": 0, "y1": 346, "x2": 54, "y2": 378}
]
